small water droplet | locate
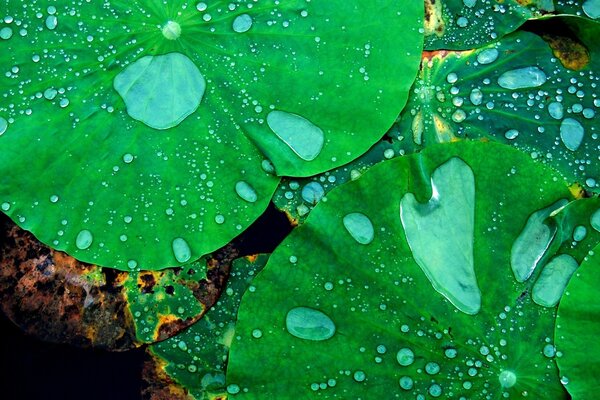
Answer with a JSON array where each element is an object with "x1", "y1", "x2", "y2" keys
[
  {"x1": 267, "y1": 110, "x2": 324, "y2": 161},
  {"x1": 162, "y1": 20, "x2": 181, "y2": 40},
  {"x1": 504, "y1": 129, "x2": 519, "y2": 140},
  {"x1": 75, "y1": 229, "x2": 93, "y2": 250},
  {"x1": 1, "y1": 202, "x2": 10, "y2": 211},
  {"x1": 0, "y1": 117, "x2": 8, "y2": 135},
  {"x1": 123, "y1": 154, "x2": 134, "y2": 163},
  {"x1": 477, "y1": 48, "x2": 499, "y2": 65},
  {"x1": 232, "y1": 14, "x2": 253, "y2": 33},
  {"x1": 429, "y1": 383, "x2": 442, "y2": 397},
  {"x1": 127, "y1": 259, "x2": 138, "y2": 269},
  {"x1": 215, "y1": 214, "x2": 225, "y2": 224},
  {"x1": 396, "y1": 348, "x2": 415, "y2": 366},
  {"x1": 343, "y1": 212, "x2": 374, "y2": 245},
  {"x1": 353, "y1": 371, "x2": 366, "y2": 382},
  {"x1": 49, "y1": 195, "x2": 59, "y2": 203},
  {"x1": 573, "y1": 225, "x2": 587, "y2": 241},
  {"x1": 227, "y1": 384, "x2": 241, "y2": 394},
  {"x1": 425, "y1": 362, "x2": 440, "y2": 375},
  {"x1": 499, "y1": 370, "x2": 517, "y2": 388},
  {"x1": 548, "y1": 102, "x2": 564, "y2": 120},
  {"x1": 498, "y1": 67, "x2": 547, "y2": 90},
  {"x1": 172, "y1": 237, "x2": 192, "y2": 263},
  {"x1": 560, "y1": 118, "x2": 584, "y2": 151},
  {"x1": 0, "y1": 27, "x2": 13, "y2": 40},
  {"x1": 469, "y1": 89, "x2": 483, "y2": 106},
  {"x1": 252, "y1": 329, "x2": 263, "y2": 338},
  {"x1": 301, "y1": 182, "x2": 325, "y2": 205},
  {"x1": 45, "y1": 15, "x2": 58, "y2": 30},
  {"x1": 235, "y1": 181, "x2": 258, "y2": 203},
  {"x1": 399, "y1": 376, "x2": 414, "y2": 390},
  {"x1": 285, "y1": 307, "x2": 336, "y2": 341},
  {"x1": 543, "y1": 344, "x2": 556, "y2": 358}
]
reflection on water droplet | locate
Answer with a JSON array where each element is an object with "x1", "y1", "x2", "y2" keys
[
  {"x1": 583, "y1": 0, "x2": 600, "y2": 19},
  {"x1": 114, "y1": 53, "x2": 205, "y2": 130},
  {"x1": 75, "y1": 229, "x2": 93, "y2": 250},
  {"x1": 235, "y1": 181, "x2": 258, "y2": 203},
  {"x1": 172, "y1": 238, "x2": 192, "y2": 263},
  {"x1": 396, "y1": 348, "x2": 415, "y2": 366},
  {"x1": 533, "y1": 254, "x2": 579, "y2": 307},
  {"x1": 499, "y1": 370, "x2": 517, "y2": 388},
  {"x1": 400, "y1": 158, "x2": 481, "y2": 315},
  {"x1": 0, "y1": 117, "x2": 8, "y2": 136},
  {"x1": 510, "y1": 199, "x2": 567, "y2": 282},
  {"x1": 343, "y1": 213, "x2": 374, "y2": 245},
  {"x1": 477, "y1": 48, "x2": 499, "y2": 64},
  {"x1": 162, "y1": 20, "x2": 181, "y2": 40},
  {"x1": 301, "y1": 182, "x2": 325, "y2": 205},
  {"x1": 498, "y1": 67, "x2": 547, "y2": 90},
  {"x1": 285, "y1": 307, "x2": 336, "y2": 341},
  {"x1": 560, "y1": 118, "x2": 584, "y2": 151},
  {"x1": 232, "y1": 14, "x2": 253, "y2": 33},
  {"x1": 267, "y1": 110, "x2": 324, "y2": 161}
]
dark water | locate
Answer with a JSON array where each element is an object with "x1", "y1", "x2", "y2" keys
[{"x1": 0, "y1": 202, "x2": 292, "y2": 400}]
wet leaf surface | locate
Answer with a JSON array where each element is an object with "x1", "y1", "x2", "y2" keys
[
  {"x1": 226, "y1": 141, "x2": 584, "y2": 399},
  {"x1": 0, "y1": 0, "x2": 423, "y2": 270}
]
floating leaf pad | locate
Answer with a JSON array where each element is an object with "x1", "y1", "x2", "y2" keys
[
  {"x1": 227, "y1": 141, "x2": 575, "y2": 399},
  {"x1": 424, "y1": 0, "x2": 554, "y2": 50},
  {"x1": 148, "y1": 255, "x2": 269, "y2": 400},
  {"x1": 398, "y1": 19, "x2": 600, "y2": 192},
  {"x1": 0, "y1": 0, "x2": 423, "y2": 270},
  {"x1": 556, "y1": 241, "x2": 600, "y2": 399}
]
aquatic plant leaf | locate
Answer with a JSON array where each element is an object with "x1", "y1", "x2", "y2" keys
[
  {"x1": 148, "y1": 255, "x2": 269, "y2": 400},
  {"x1": 555, "y1": 0, "x2": 600, "y2": 21},
  {"x1": 556, "y1": 241, "x2": 600, "y2": 399},
  {"x1": 423, "y1": 0, "x2": 553, "y2": 50},
  {"x1": 0, "y1": 1, "x2": 423, "y2": 270},
  {"x1": 227, "y1": 141, "x2": 575, "y2": 399},
  {"x1": 397, "y1": 18, "x2": 600, "y2": 193}
]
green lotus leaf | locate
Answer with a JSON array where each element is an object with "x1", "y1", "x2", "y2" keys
[
  {"x1": 556, "y1": 240, "x2": 600, "y2": 399},
  {"x1": 0, "y1": 1, "x2": 423, "y2": 270},
  {"x1": 149, "y1": 254, "x2": 269, "y2": 399},
  {"x1": 398, "y1": 17, "x2": 600, "y2": 192},
  {"x1": 555, "y1": 0, "x2": 600, "y2": 20},
  {"x1": 226, "y1": 141, "x2": 577, "y2": 399},
  {"x1": 423, "y1": 0, "x2": 553, "y2": 50}
]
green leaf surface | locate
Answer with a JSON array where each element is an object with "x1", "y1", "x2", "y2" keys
[
  {"x1": 555, "y1": 240, "x2": 600, "y2": 399},
  {"x1": 227, "y1": 141, "x2": 575, "y2": 399},
  {"x1": 0, "y1": 0, "x2": 423, "y2": 270},
  {"x1": 149, "y1": 255, "x2": 269, "y2": 400},
  {"x1": 423, "y1": 0, "x2": 553, "y2": 50},
  {"x1": 398, "y1": 18, "x2": 600, "y2": 192},
  {"x1": 555, "y1": 0, "x2": 600, "y2": 20}
]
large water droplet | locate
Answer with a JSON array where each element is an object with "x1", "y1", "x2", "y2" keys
[
  {"x1": 400, "y1": 158, "x2": 481, "y2": 315},
  {"x1": 266, "y1": 111, "x2": 324, "y2": 161},
  {"x1": 172, "y1": 237, "x2": 192, "y2": 263},
  {"x1": 0, "y1": 27, "x2": 13, "y2": 40},
  {"x1": 583, "y1": 0, "x2": 600, "y2": 19},
  {"x1": 232, "y1": 14, "x2": 253, "y2": 33},
  {"x1": 396, "y1": 348, "x2": 415, "y2": 366},
  {"x1": 477, "y1": 48, "x2": 499, "y2": 65},
  {"x1": 343, "y1": 213, "x2": 374, "y2": 245},
  {"x1": 285, "y1": 307, "x2": 335, "y2": 341},
  {"x1": 510, "y1": 199, "x2": 567, "y2": 282},
  {"x1": 499, "y1": 370, "x2": 517, "y2": 388},
  {"x1": 399, "y1": 376, "x2": 414, "y2": 390},
  {"x1": 301, "y1": 182, "x2": 325, "y2": 205},
  {"x1": 498, "y1": 67, "x2": 547, "y2": 90},
  {"x1": 114, "y1": 53, "x2": 205, "y2": 130},
  {"x1": 162, "y1": 20, "x2": 181, "y2": 40},
  {"x1": 0, "y1": 117, "x2": 7, "y2": 136},
  {"x1": 235, "y1": 181, "x2": 258, "y2": 203},
  {"x1": 45, "y1": 15, "x2": 58, "y2": 30},
  {"x1": 560, "y1": 118, "x2": 584, "y2": 151},
  {"x1": 532, "y1": 254, "x2": 579, "y2": 307},
  {"x1": 591, "y1": 209, "x2": 600, "y2": 232},
  {"x1": 548, "y1": 102, "x2": 564, "y2": 120},
  {"x1": 75, "y1": 229, "x2": 93, "y2": 250}
]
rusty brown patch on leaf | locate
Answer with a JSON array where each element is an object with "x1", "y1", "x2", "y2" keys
[
  {"x1": 142, "y1": 352, "x2": 193, "y2": 400},
  {"x1": 424, "y1": 0, "x2": 445, "y2": 38},
  {"x1": 542, "y1": 34, "x2": 590, "y2": 71}
]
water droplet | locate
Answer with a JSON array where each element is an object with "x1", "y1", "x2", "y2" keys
[
  {"x1": 301, "y1": 182, "x2": 325, "y2": 205},
  {"x1": 235, "y1": 181, "x2": 258, "y2": 203},
  {"x1": 232, "y1": 14, "x2": 253, "y2": 33},
  {"x1": 127, "y1": 259, "x2": 138, "y2": 269},
  {"x1": 548, "y1": 102, "x2": 564, "y2": 120},
  {"x1": 49, "y1": 195, "x2": 59, "y2": 203},
  {"x1": 429, "y1": 383, "x2": 442, "y2": 397},
  {"x1": 499, "y1": 370, "x2": 517, "y2": 388},
  {"x1": 114, "y1": 53, "x2": 205, "y2": 130},
  {"x1": 169, "y1": 237, "x2": 193, "y2": 264},
  {"x1": 573, "y1": 225, "x2": 587, "y2": 242},
  {"x1": 396, "y1": 348, "x2": 415, "y2": 366},
  {"x1": 446, "y1": 72, "x2": 458, "y2": 84},
  {"x1": 227, "y1": 384, "x2": 241, "y2": 394},
  {"x1": 511, "y1": 199, "x2": 567, "y2": 282},
  {"x1": 399, "y1": 376, "x2": 414, "y2": 390},
  {"x1": 215, "y1": 214, "x2": 225, "y2": 224},
  {"x1": 267, "y1": 110, "x2": 324, "y2": 161},
  {"x1": 343, "y1": 213, "x2": 374, "y2": 245},
  {"x1": 498, "y1": 67, "x2": 547, "y2": 90},
  {"x1": 504, "y1": 129, "x2": 519, "y2": 140},
  {"x1": 75, "y1": 229, "x2": 93, "y2": 250},
  {"x1": 45, "y1": 15, "x2": 58, "y2": 30},
  {"x1": 123, "y1": 153, "x2": 134, "y2": 163},
  {"x1": 591, "y1": 209, "x2": 600, "y2": 232},
  {"x1": 560, "y1": 118, "x2": 584, "y2": 151},
  {"x1": 463, "y1": 0, "x2": 476, "y2": 7},
  {"x1": 444, "y1": 348, "x2": 458, "y2": 359},
  {"x1": 285, "y1": 307, "x2": 336, "y2": 341},
  {"x1": 0, "y1": 27, "x2": 13, "y2": 40},
  {"x1": 477, "y1": 48, "x2": 499, "y2": 65},
  {"x1": 469, "y1": 89, "x2": 483, "y2": 106},
  {"x1": 1, "y1": 202, "x2": 10, "y2": 211},
  {"x1": 162, "y1": 20, "x2": 181, "y2": 40},
  {"x1": 0, "y1": 117, "x2": 8, "y2": 136},
  {"x1": 252, "y1": 329, "x2": 263, "y2": 338},
  {"x1": 543, "y1": 344, "x2": 556, "y2": 358},
  {"x1": 456, "y1": 16, "x2": 468, "y2": 28},
  {"x1": 583, "y1": 0, "x2": 600, "y2": 19},
  {"x1": 425, "y1": 362, "x2": 440, "y2": 375},
  {"x1": 533, "y1": 254, "x2": 579, "y2": 307},
  {"x1": 353, "y1": 371, "x2": 366, "y2": 382},
  {"x1": 196, "y1": 2, "x2": 208, "y2": 11},
  {"x1": 400, "y1": 158, "x2": 481, "y2": 315}
]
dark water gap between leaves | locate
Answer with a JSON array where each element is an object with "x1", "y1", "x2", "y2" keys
[{"x1": 0, "y1": 202, "x2": 293, "y2": 400}]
